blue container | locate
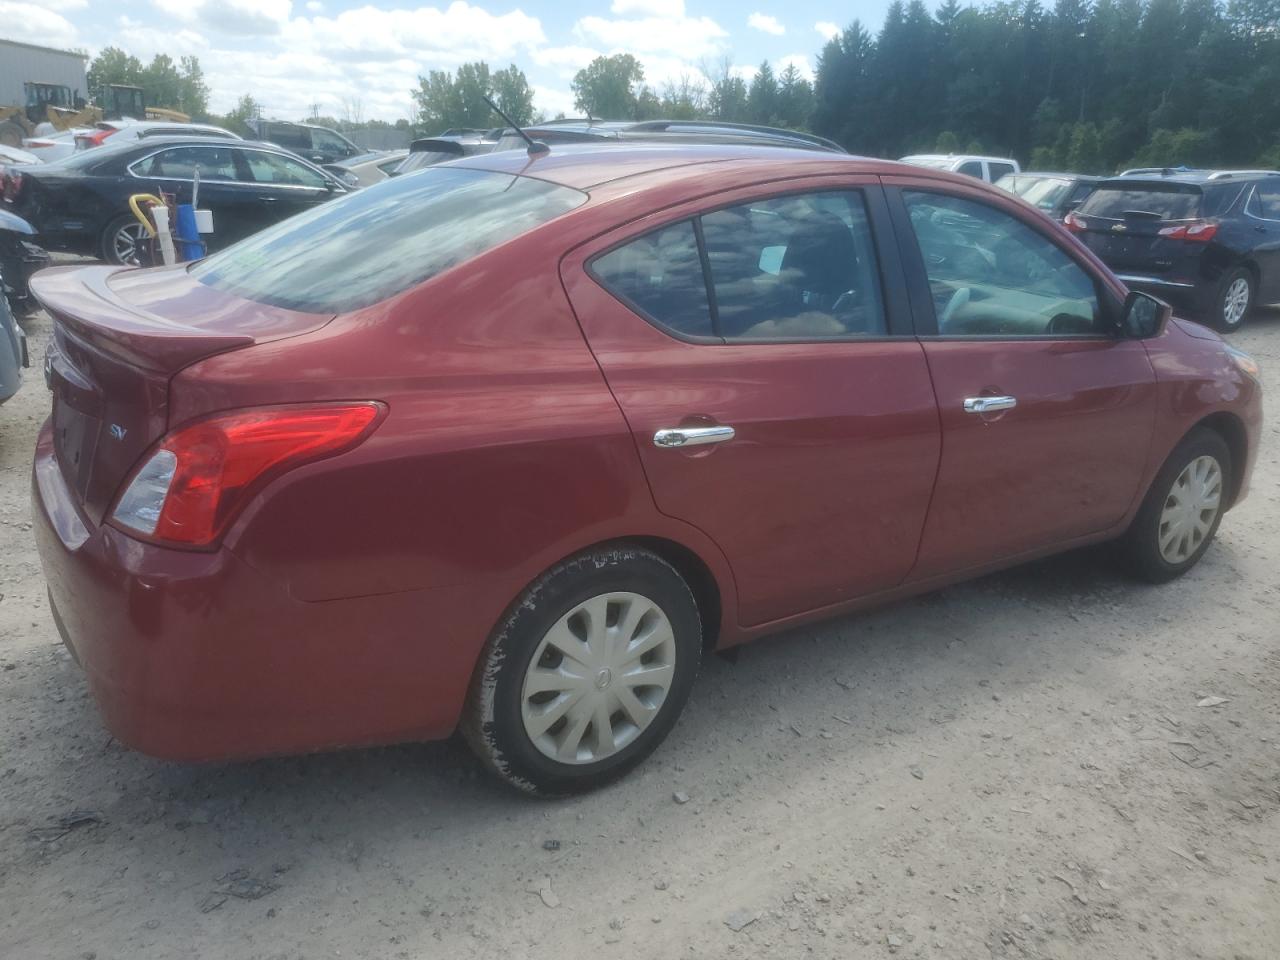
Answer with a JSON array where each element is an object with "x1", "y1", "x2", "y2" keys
[{"x1": 174, "y1": 203, "x2": 206, "y2": 262}]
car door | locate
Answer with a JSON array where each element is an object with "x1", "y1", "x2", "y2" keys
[
  {"x1": 1244, "y1": 181, "x2": 1280, "y2": 302},
  {"x1": 128, "y1": 144, "x2": 264, "y2": 247},
  {"x1": 561, "y1": 179, "x2": 941, "y2": 627},
  {"x1": 239, "y1": 148, "x2": 337, "y2": 230},
  {"x1": 884, "y1": 178, "x2": 1158, "y2": 579}
]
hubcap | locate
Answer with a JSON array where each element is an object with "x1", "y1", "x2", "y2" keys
[
  {"x1": 1158, "y1": 455, "x2": 1222, "y2": 564},
  {"x1": 112, "y1": 223, "x2": 147, "y2": 265},
  {"x1": 521, "y1": 591, "x2": 677, "y2": 765},
  {"x1": 1223, "y1": 277, "x2": 1250, "y2": 327}
]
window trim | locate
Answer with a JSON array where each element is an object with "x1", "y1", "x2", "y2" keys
[
  {"x1": 886, "y1": 183, "x2": 1122, "y2": 341},
  {"x1": 584, "y1": 182, "x2": 911, "y2": 346}
]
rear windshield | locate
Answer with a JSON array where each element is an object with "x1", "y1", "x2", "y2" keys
[
  {"x1": 192, "y1": 166, "x2": 587, "y2": 312},
  {"x1": 394, "y1": 150, "x2": 461, "y2": 174},
  {"x1": 1078, "y1": 182, "x2": 1202, "y2": 220}
]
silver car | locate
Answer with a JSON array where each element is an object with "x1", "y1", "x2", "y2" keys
[{"x1": 0, "y1": 284, "x2": 28, "y2": 403}]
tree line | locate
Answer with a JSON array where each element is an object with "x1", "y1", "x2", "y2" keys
[{"x1": 87, "y1": 0, "x2": 1280, "y2": 173}]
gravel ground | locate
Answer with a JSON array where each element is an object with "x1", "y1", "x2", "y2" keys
[{"x1": 1, "y1": 297, "x2": 1278, "y2": 960}]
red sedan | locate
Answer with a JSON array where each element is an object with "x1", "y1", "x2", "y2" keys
[{"x1": 31, "y1": 146, "x2": 1263, "y2": 794}]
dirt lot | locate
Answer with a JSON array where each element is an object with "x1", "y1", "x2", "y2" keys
[{"x1": 1, "y1": 299, "x2": 1278, "y2": 960}]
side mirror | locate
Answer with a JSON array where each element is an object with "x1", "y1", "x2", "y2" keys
[{"x1": 1119, "y1": 290, "x2": 1171, "y2": 339}]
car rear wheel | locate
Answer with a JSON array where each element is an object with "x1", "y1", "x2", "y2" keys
[
  {"x1": 1212, "y1": 268, "x2": 1253, "y2": 333},
  {"x1": 1124, "y1": 428, "x2": 1231, "y2": 583},
  {"x1": 462, "y1": 545, "x2": 701, "y2": 795},
  {"x1": 100, "y1": 215, "x2": 149, "y2": 266}
]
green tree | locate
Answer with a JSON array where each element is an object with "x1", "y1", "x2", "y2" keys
[
  {"x1": 222, "y1": 94, "x2": 261, "y2": 137},
  {"x1": 775, "y1": 64, "x2": 815, "y2": 130},
  {"x1": 492, "y1": 64, "x2": 535, "y2": 126},
  {"x1": 571, "y1": 54, "x2": 646, "y2": 119},
  {"x1": 86, "y1": 47, "x2": 142, "y2": 100},
  {"x1": 747, "y1": 61, "x2": 779, "y2": 125}
]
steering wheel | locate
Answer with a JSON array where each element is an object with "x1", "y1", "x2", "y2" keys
[{"x1": 939, "y1": 287, "x2": 970, "y2": 331}]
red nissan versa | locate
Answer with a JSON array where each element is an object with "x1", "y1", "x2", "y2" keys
[{"x1": 31, "y1": 145, "x2": 1262, "y2": 795}]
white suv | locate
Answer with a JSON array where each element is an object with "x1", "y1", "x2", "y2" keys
[{"x1": 899, "y1": 154, "x2": 1021, "y2": 183}]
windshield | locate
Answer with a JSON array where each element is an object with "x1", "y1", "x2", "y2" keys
[
  {"x1": 192, "y1": 166, "x2": 587, "y2": 312},
  {"x1": 1017, "y1": 177, "x2": 1073, "y2": 209},
  {"x1": 1078, "y1": 182, "x2": 1202, "y2": 220}
]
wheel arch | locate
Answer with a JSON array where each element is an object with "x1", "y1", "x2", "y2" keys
[{"x1": 1189, "y1": 411, "x2": 1249, "y2": 508}]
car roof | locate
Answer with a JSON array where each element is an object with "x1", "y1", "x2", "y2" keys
[
  {"x1": 453, "y1": 142, "x2": 944, "y2": 191},
  {"x1": 902, "y1": 153, "x2": 1017, "y2": 163},
  {"x1": 1005, "y1": 171, "x2": 1098, "y2": 181}
]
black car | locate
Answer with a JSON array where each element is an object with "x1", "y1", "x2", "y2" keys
[
  {"x1": 1066, "y1": 170, "x2": 1280, "y2": 331},
  {"x1": 995, "y1": 171, "x2": 1100, "y2": 221},
  {"x1": 2, "y1": 136, "x2": 350, "y2": 265},
  {"x1": 0, "y1": 208, "x2": 49, "y2": 312},
  {"x1": 246, "y1": 119, "x2": 363, "y2": 165}
]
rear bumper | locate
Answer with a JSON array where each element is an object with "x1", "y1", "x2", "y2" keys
[{"x1": 31, "y1": 421, "x2": 481, "y2": 761}]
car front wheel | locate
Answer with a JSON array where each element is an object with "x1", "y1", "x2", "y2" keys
[
  {"x1": 1125, "y1": 428, "x2": 1232, "y2": 583},
  {"x1": 462, "y1": 545, "x2": 702, "y2": 795},
  {"x1": 100, "y1": 214, "x2": 149, "y2": 266}
]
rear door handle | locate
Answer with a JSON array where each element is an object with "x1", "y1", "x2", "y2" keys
[
  {"x1": 963, "y1": 396, "x2": 1017, "y2": 414},
  {"x1": 653, "y1": 425, "x2": 735, "y2": 447}
]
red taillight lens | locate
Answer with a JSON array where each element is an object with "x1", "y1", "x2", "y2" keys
[
  {"x1": 1158, "y1": 221, "x2": 1218, "y2": 242},
  {"x1": 111, "y1": 403, "x2": 384, "y2": 548},
  {"x1": 1063, "y1": 211, "x2": 1087, "y2": 233}
]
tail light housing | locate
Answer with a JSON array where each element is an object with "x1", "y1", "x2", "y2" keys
[
  {"x1": 75, "y1": 128, "x2": 116, "y2": 151},
  {"x1": 110, "y1": 403, "x2": 385, "y2": 548},
  {"x1": 1063, "y1": 211, "x2": 1087, "y2": 233},
  {"x1": 1158, "y1": 221, "x2": 1218, "y2": 242}
]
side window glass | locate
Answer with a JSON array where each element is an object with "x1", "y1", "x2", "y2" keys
[
  {"x1": 957, "y1": 160, "x2": 984, "y2": 178},
  {"x1": 139, "y1": 146, "x2": 238, "y2": 180},
  {"x1": 904, "y1": 191, "x2": 1103, "y2": 337},
  {"x1": 988, "y1": 163, "x2": 1016, "y2": 181},
  {"x1": 313, "y1": 128, "x2": 355, "y2": 157},
  {"x1": 267, "y1": 124, "x2": 309, "y2": 150},
  {"x1": 244, "y1": 151, "x2": 328, "y2": 188},
  {"x1": 1255, "y1": 184, "x2": 1280, "y2": 220},
  {"x1": 591, "y1": 220, "x2": 714, "y2": 338},
  {"x1": 700, "y1": 191, "x2": 887, "y2": 340}
]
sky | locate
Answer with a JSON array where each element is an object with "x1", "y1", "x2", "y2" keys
[{"x1": 0, "y1": 0, "x2": 899, "y2": 122}]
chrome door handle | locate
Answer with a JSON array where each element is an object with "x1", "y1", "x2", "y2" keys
[
  {"x1": 653, "y1": 425, "x2": 736, "y2": 448},
  {"x1": 963, "y1": 396, "x2": 1017, "y2": 414}
]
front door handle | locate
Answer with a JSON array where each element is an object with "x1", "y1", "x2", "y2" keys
[
  {"x1": 963, "y1": 396, "x2": 1017, "y2": 414},
  {"x1": 653, "y1": 425, "x2": 735, "y2": 448}
]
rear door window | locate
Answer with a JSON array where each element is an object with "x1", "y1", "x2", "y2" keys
[
  {"x1": 192, "y1": 167, "x2": 587, "y2": 313},
  {"x1": 987, "y1": 162, "x2": 1016, "y2": 182},
  {"x1": 132, "y1": 145, "x2": 241, "y2": 181},
  {"x1": 1078, "y1": 183, "x2": 1202, "y2": 220},
  {"x1": 957, "y1": 160, "x2": 983, "y2": 178},
  {"x1": 592, "y1": 221, "x2": 713, "y2": 338}
]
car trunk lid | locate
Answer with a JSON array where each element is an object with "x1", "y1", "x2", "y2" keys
[
  {"x1": 33, "y1": 263, "x2": 335, "y2": 524},
  {"x1": 1071, "y1": 181, "x2": 1205, "y2": 273}
]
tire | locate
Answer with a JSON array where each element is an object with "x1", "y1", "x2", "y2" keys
[
  {"x1": 1210, "y1": 267, "x2": 1253, "y2": 333},
  {"x1": 99, "y1": 214, "x2": 149, "y2": 266},
  {"x1": 462, "y1": 545, "x2": 702, "y2": 796},
  {"x1": 1124, "y1": 428, "x2": 1232, "y2": 583}
]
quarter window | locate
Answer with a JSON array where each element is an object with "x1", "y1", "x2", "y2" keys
[
  {"x1": 1249, "y1": 183, "x2": 1280, "y2": 221},
  {"x1": 591, "y1": 221, "x2": 713, "y2": 338},
  {"x1": 987, "y1": 162, "x2": 1016, "y2": 181},
  {"x1": 904, "y1": 191, "x2": 1103, "y2": 337},
  {"x1": 591, "y1": 189, "x2": 887, "y2": 342}
]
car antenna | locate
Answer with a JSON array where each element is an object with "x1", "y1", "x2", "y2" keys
[{"x1": 483, "y1": 95, "x2": 548, "y2": 157}]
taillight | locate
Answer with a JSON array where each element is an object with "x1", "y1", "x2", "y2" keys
[
  {"x1": 110, "y1": 403, "x2": 384, "y2": 548},
  {"x1": 75, "y1": 129, "x2": 116, "y2": 151},
  {"x1": 2, "y1": 170, "x2": 22, "y2": 202},
  {"x1": 1158, "y1": 221, "x2": 1218, "y2": 242},
  {"x1": 1063, "y1": 211, "x2": 1087, "y2": 233}
]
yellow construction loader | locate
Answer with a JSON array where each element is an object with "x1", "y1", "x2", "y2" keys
[{"x1": 0, "y1": 83, "x2": 190, "y2": 147}]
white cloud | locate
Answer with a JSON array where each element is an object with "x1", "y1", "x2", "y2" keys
[
  {"x1": 306, "y1": 0, "x2": 323, "y2": 9},
  {"x1": 638, "y1": 57, "x2": 709, "y2": 90},
  {"x1": 532, "y1": 84, "x2": 577, "y2": 119},
  {"x1": 288, "y1": 3, "x2": 546, "y2": 63},
  {"x1": 776, "y1": 54, "x2": 814, "y2": 82},
  {"x1": 815, "y1": 21, "x2": 840, "y2": 41},
  {"x1": 0, "y1": 3, "x2": 79, "y2": 47},
  {"x1": 610, "y1": 0, "x2": 684, "y2": 15},
  {"x1": 43, "y1": 0, "x2": 87, "y2": 10},
  {"x1": 730, "y1": 64, "x2": 758, "y2": 83},
  {"x1": 747, "y1": 13, "x2": 784, "y2": 36},
  {"x1": 575, "y1": 10, "x2": 727, "y2": 61},
  {"x1": 531, "y1": 45, "x2": 601, "y2": 78},
  {"x1": 151, "y1": 0, "x2": 292, "y2": 35}
]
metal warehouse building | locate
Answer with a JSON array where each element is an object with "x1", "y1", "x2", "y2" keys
[{"x1": 0, "y1": 38, "x2": 89, "y2": 106}]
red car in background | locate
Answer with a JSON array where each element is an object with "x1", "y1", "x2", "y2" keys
[{"x1": 31, "y1": 145, "x2": 1262, "y2": 795}]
